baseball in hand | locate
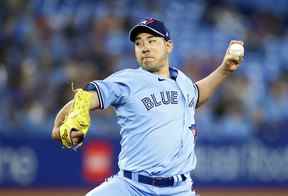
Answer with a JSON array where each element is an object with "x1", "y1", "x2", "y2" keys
[{"x1": 228, "y1": 43, "x2": 244, "y2": 57}]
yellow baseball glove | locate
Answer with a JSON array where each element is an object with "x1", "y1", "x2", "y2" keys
[{"x1": 60, "y1": 89, "x2": 92, "y2": 149}]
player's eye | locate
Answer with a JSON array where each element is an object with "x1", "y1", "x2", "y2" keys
[
  {"x1": 135, "y1": 41, "x2": 141, "y2": 46},
  {"x1": 148, "y1": 39, "x2": 156, "y2": 44}
]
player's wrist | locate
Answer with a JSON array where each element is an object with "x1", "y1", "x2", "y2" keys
[{"x1": 217, "y1": 63, "x2": 234, "y2": 77}]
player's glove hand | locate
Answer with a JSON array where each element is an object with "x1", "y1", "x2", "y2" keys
[{"x1": 59, "y1": 89, "x2": 92, "y2": 149}]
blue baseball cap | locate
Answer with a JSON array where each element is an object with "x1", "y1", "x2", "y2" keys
[{"x1": 129, "y1": 18, "x2": 171, "y2": 42}]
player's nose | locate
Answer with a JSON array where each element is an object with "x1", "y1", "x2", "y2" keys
[
  {"x1": 141, "y1": 42, "x2": 150, "y2": 53},
  {"x1": 142, "y1": 46, "x2": 150, "y2": 54},
  {"x1": 142, "y1": 49, "x2": 150, "y2": 54}
]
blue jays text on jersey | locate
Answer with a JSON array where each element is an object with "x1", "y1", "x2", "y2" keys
[
  {"x1": 141, "y1": 90, "x2": 179, "y2": 110},
  {"x1": 85, "y1": 66, "x2": 199, "y2": 177}
]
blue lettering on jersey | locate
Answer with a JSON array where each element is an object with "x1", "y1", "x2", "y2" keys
[
  {"x1": 141, "y1": 97, "x2": 154, "y2": 110},
  {"x1": 171, "y1": 91, "x2": 178, "y2": 104},
  {"x1": 160, "y1": 91, "x2": 170, "y2": 104},
  {"x1": 141, "y1": 91, "x2": 178, "y2": 111}
]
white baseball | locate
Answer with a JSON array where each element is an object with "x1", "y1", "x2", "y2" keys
[{"x1": 228, "y1": 43, "x2": 244, "y2": 57}]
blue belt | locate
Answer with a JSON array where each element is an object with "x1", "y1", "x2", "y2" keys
[{"x1": 123, "y1": 170, "x2": 187, "y2": 187}]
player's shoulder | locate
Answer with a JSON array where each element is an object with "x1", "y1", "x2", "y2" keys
[
  {"x1": 174, "y1": 67, "x2": 195, "y2": 82},
  {"x1": 105, "y1": 68, "x2": 141, "y2": 82},
  {"x1": 112, "y1": 68, "x2": 141, "y2": 76}
]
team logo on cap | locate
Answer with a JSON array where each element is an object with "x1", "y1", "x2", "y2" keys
[{"x1": 141, "y1": 18, "x2": 155, "y2": 25}]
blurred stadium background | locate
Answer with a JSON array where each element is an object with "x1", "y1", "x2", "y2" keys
[{"x1": 0, "y1": 0, "x2": 288, "y2": 195}]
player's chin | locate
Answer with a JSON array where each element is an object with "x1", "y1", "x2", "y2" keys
[{"x1": 141, "y1": 63, "x2": 161, "y2": 73}]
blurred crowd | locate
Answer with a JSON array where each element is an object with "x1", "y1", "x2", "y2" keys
[{"x1": 0, "y1": 0, "x2": 288, "y2": 142}]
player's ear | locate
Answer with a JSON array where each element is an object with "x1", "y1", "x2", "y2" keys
[{"x1": 166, "y1": 40, "x2": 173, "y2": 54}]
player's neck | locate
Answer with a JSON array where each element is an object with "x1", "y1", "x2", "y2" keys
[{"x1": 156, "y1": 65, "x2": 170, "y2": 78}]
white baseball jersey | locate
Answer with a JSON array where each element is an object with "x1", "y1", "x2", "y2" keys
[{"x1": 85, "y1": 66, "x2": 199, "y2": 177}]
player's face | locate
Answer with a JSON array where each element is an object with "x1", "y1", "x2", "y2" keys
[{"x1": 134, "y1": 32, "x2": 173, "y2": 72}]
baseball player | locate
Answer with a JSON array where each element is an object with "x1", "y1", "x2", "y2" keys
[{"x1": 51, "y1": 18, "x2": 244, "y2": 196}]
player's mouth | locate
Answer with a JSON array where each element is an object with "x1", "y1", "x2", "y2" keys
[{"x1": 142, "y1": 56, "x2": 154, "y2": 60}]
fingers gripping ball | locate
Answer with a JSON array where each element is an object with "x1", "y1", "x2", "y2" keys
[
  {"x1": 228, "y1": 42, "x2": 244, "y2": 62},
  {"x1": 60, "y1": 89, "x2": 92, "y2": 149}
]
